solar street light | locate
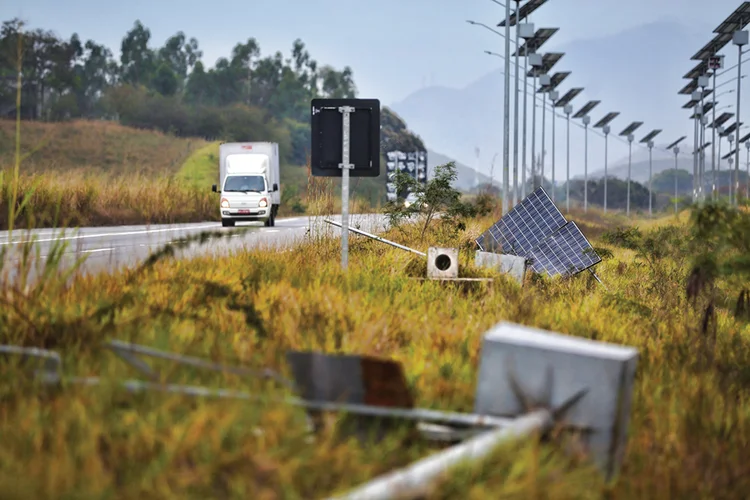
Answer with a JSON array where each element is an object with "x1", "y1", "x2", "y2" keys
[
  {"x1": 640, "y1": 130, "x2": 662, "y2": 216},
  {"x1": 667, "y1": 136, "x2": 686, "y2": 214},
  {"x1": 698, "y1": 75, "x2": 709, "y2": 201},
  {"x1": 717, "y1": 125, "x2": 725, "y2": 197},
  {"x1": 574, "y1": 100, "x2": 600, "y2": 213},
  {"x1": 620, "y1": 121, "x2": 644, "y2": 216},
  {"x1": 745, "y1": 140, "x2": 750, "y2": 199},
  {"x1": 563, "y1": 104, "x2": 573, "y2": 212},
  {"x1": 555, "y1": 88, "x2": 582, "y2": 212},
  {"x1": 529, "y1": 53, "x2": 543, "y2": 191},
  {"x1": 549, "y1": 89, "x2": 559, "y2": 201},
  {"x1": 538, "y1": 73, "x2": 552, "y2": 188},
  {"x1": 515, "y1": 27, "x2": 557, "y2": 200},
  {"x1": 594, "y1": 112, "x2": 620, "y2": 213},
  {"x1": 729, "y1": 132, "x2": 736, "y2": 201}
]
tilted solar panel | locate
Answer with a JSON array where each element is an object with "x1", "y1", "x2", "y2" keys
[
  {"x1": 526, "y1": 221, "x2": 601, "y2": 277},
  {"x1": 475, "y1": 187, "x2": 567, "y2": 256}
]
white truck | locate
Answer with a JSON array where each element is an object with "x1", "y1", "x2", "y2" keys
[{"x1": 212, "y1": 142, "x2": 281, "y2": 227}]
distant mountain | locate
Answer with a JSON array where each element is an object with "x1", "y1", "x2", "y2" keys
[
  {"x1": 427, "y1": 149, "x2": 493, "y2": 192},
  {"x1": 389, "y1": 20, "x2": 708, "y2": 180}
]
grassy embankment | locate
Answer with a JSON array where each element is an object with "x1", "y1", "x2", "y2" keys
[
  {"x1": 0, "y1": 118, "x2": 380, "y2": 230},
  {"x1": 1, "y1": 187, "x2": 750, "y2": 498}
]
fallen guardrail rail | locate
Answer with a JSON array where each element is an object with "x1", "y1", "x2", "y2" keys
[{"x1": 1, "y1": 320, "x2": 638, "y2": 499}]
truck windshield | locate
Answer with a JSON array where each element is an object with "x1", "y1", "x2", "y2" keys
[{"x1": 224, "y1": 175, "x2": 266, "y2": 192}]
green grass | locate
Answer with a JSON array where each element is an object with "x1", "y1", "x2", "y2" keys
[{"x1": 176, "y1": 141, "x2": 222, "y2": 188}]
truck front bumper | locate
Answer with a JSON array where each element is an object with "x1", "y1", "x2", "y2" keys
[{"x1": 221, "y1": 208, "x2": 269, "y2": 221}]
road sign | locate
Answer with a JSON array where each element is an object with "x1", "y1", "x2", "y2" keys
[
  {"x1": 310, "y1": 98, "x2": 381, "y2": 270},
  {"x1": 310, "y1": 98, "x2": 380, "y2": 178},
  {"x1": 708, "y1": 55, "x2": 724, "y2": 70}
]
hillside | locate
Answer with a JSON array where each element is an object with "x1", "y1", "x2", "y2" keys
[{"x1": 0, "y1": 119, "x2": 208, "y2": 176}]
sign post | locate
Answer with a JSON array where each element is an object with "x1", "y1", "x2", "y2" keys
[{"x1": 310, "y1": 98, "x2": 380, "y2": 270}]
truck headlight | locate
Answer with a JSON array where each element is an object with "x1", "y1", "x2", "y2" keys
[
  {"x1": 221, "y1": 198, "x2": 230, "y2": 208},
  {"x1": 258, "y1": 197, "x2": 268, "y2": 207}
]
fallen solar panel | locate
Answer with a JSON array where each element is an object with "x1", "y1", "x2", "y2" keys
[{"x1": 476, "y1": 187, "x2": 601, "y2": 277}]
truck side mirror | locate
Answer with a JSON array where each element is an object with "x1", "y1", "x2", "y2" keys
[
  {"x1": 212, "y1": 184, "x2": 217, "y2": 192},
  {"x1": 273, "y1": 183, "x2": 278, "y2": 192}
]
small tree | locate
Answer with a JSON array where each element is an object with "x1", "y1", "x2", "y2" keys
[{"x1": 382, "y1": 161, "x2": 476, "y2": 241}]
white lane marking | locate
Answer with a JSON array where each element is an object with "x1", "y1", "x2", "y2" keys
[
  {"x1": 264, "y1": 229, "x2": 280, "y2": 233},
  {"x1": 0, "y1": 223, "x2": 219, "y2": 246}
]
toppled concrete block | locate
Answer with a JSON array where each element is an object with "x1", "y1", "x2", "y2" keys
[
  {"x1": 427, "y1": 247, "x2": 459, "y2": 279},
  {"x1": 475, "y1": 251, "x2": 527, "y2": 285}
]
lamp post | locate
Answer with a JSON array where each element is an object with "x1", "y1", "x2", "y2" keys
[
  {"x1": 529, "y1": 53, "x2": 542, "y2": 191},
  {"x1": 538, "y1": 73, "x2": 551, "y2": 189},
  {"x1": 698, "y1": 75, "x2": 709, "y2": 201},
  {"x1": 666, "y1": 136, "x2": 686, "y2": 215},
  {"x1": 603, "y1": 125, "x2": 610, "y2": 212},
  {"x1": 729, "y1": 132, "x2": 735, "y2": 200},
  {"x1": 648, "y1": 141, "x2": 654, "y2": 215},
  {"x1": 673, "y1": 146, "x2": 680, "y2": 213},
  {"x1": 619, "y1": 121, "x2": 643, "y2": 216},
  {"x1": 519, "y1": 23, "x2": 535, "y2": 201},
  {"x1": 549, "y1": 89, "x2": 559, "y2": 201},
  {"x1": 746, "y1": 140, "x2": 750, "y2": 200},
  {"x1": 717, "y1": 125, "x2": 724, "y2": 197},
  {"x1": 733, "y1": 28, "x2": 748, "y2": 207},
  {"x1": 564, "y1": 104, "x2": 572, "y2": 212},
  {"x1": 583, "y1": 115, "x2": 590, "y2": 211}
]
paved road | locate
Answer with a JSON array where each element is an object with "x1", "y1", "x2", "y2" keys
[{"x1": 0, "y1": 213, "x2": 390, "y2": 285}]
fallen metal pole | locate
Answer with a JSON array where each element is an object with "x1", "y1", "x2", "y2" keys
[
  {"x1": 328, "y1": 408, "x2": 553, "y2": 500},
  {"x1": 324, "y1": 219, "x2": 426, "y2": 256}
]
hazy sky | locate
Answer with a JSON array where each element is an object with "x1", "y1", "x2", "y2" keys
[{"x1": 3, "y1": 0, "x2": 744, "y2": 105}]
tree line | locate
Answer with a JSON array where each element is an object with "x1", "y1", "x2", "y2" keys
[{"x1": 0, "y1": 18, "x2": 424, "y2": 166}]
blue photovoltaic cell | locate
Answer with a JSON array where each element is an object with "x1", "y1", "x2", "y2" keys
[
  {"x1": 475, "y1": 187, "x2": 567, "y2": 256},
  {"x1": 526, "y1": 221, "x2": 601, "y2": 276}
]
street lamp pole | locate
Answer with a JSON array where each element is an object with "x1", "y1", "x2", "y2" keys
[
  {"x1": 673, "y1": 146, "x2": 680, "y2": 213},
  {"x1": 627, "y1": 134, "x2": 634, "y2": 216},
  {"x1": 729, "y1": 132, "x2": 735, "y2": 199},
  {"x1": 603, "y1": 125, "x2": 610, "y2": 213},
  {"x1": 529, "y1": 53, "x2": 542, "y2": 192},
  {"x1": 648, "y1": 141, "x2": 654, "y2": 215},
  {"x1": 564, "y1": 104, "x2": 572, "y2": 212},
  {"x1": 733, "y1": 28, "x2": 748, "y2": 207},
  {"x1": 539, "y1": 73, "x2": 551, "y2": 189},
  {"x1": 549, "y1": 89, "x2": 559, "y2": 201},
  {"x1": 583, "y1": 115, "x2": 590, "y2": 212},
  {"x1": 502, "y1": 0, "x2": 511, "y2": 214}
]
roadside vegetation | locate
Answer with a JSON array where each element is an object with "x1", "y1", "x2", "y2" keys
[{"x1": 2, "y1": 141, "x2": 750, "y2": 497}]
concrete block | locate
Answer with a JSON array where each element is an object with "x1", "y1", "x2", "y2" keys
[
  {"x1": 427, "y1": 247, "x2": 459, "y2": 279},
  {"x1": 474, "y1": 321, "x2": 639, "y2": 480},
  {"x1": 475, "y1": 251, "x2": 527, "y2": 285}
]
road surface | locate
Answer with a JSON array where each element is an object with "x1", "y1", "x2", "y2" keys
[{"x1": 0, "y1": 213, "x2": 390, "y2": 285}]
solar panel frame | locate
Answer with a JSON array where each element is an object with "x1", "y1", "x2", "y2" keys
[
  {"x1": 594, "y1": 112, "x2": 620, "y2": 128},
  {"x1": 724, "y1": 121, "x2": 743, "y2": 135},
  {"x1": 554, "y1": 87, "x2": 583, "y2": 108},
  {"x1": 739, "y1": 132, "x2": 750, "y2": 143},
  {"x1": 709, "y1": 112, "x2": 733, "y2": 128},
  {"x1": 679, "y1": 79, "x2": 698, "y2": 95},
  {"x1": 475, "y1": 187, "x2": 567, "y2": 257},
  {"x1": 573, "y1": 100, "x2": 600, "y2": 119},
  {"x1": 526, "y1": 221, "x2": 602, "y2": 277}
]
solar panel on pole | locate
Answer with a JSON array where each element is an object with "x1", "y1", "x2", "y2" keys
[
  {"x1": 679, "y1": 80, "x2": 699, "y2": 95},
  {"x1": 724, "y1": 122, "x2": 743, "y2": 135},
  {"x1": 526, "y1": 222, "x2": 602, "y2": 277},
  {"x1": 537, "y1": 71, "x2": 570, "y2": 93},
  {"x1": 475, "y1": 187, "x2": 567, "y2": 256},
  {"x1": 666, "y1": 136, "x2": 687, "y2": 150},
  {"x1": 573, "y1": 100, "x2": 600, "y2": 119},
  {"x1": 526, "y1": 53, "x2": 564, "y2": 77},
  {"x1": 709, "y1": 112, "x2": 734, "y2": 128},
  {"x1": 513, "y1": 28, "x2": 558, "y2": 57},
  {"x1": 498, "y1": 0, "x2": 548, "y2": 27},
  {"x1": 554, "y1": 88, "x2": 583, "y2": 108},
  {"x1": 594, "y1": 112, "x2": 619, "y2": 129}
]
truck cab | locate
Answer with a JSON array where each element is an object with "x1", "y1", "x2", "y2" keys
[{"x1": 212, "y1": 142, "x2": 281, "y2": 228}]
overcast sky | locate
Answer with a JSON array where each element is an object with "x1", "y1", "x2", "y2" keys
[{"x1": 3, "y1": 0, "x2": 744, "y2": 105}]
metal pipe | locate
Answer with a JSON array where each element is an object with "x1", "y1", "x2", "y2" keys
[
  {"x1": 324, "y1": 219, "x2": 426, "y2": 256},
  {"x1": 674, "y1": 147, "x2": 679, "y2": 214},
  {"x1": 648, "y1": 144, "x2": 653, "y2": 215},
  {"x1": 329, "y1": 409, "x2": 553, "y2": 500},
  {"x1": 626, "y1": 138, "x2": 632, "y2": 216}
]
